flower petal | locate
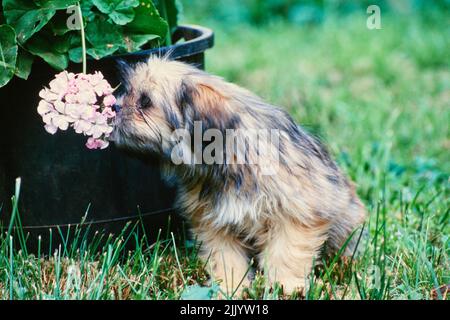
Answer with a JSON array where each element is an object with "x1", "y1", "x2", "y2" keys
[
  {"x1": 103, "y1": 95, "x2": 116, "y2": 107},
  {"x1": 98, "y1": 140, "x2": 109, "y2": 149},
  {"x1": 42, "y1": 112, "x2": 57, "y2": 125},
  {"x1": 102, "y1": 107, "x2": 116, "y2": 119},
  {"x1": 39, "y1": 88, "x2": 59, "y2": 101},
  {"x1": 44, "y1": 124, "x2": 58, "y2": 135},
  {"x1": 37, "y1": 100, "x2": 53, "y2": 115},
  {"x1": 52, "y1": 115, "x2": 70, "y2": 131},
  {"x1": 74, "y1": 120, "x2": 92, "y2": 134},
  {"x1": 54, "y1": 100, "x2": 66, "y2": 113}
]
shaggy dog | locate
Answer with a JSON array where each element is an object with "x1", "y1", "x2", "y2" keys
[{"x1": 111, "y1": 57, "x2": 366, "y2": 296}]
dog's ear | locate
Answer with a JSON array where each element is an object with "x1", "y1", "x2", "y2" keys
[{"x1": 177, "y1": 80, "x2": 240, "y2": 133}]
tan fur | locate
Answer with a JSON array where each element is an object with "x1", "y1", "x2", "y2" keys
[{"x1": 112, "y1": 57, "x2": 367, "y2": 297}]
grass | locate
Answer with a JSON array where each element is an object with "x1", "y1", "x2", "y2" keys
[{"x1": 0, "y1": 9, "x2": 449, "y2": 300}]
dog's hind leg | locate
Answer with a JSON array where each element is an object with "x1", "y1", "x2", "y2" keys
[{"x1": 257, "y1": 217, "x2": 329, "y2": 294}]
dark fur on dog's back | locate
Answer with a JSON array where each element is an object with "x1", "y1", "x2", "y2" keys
[{"x1": 112, "y1": 57, "x2": 366, "y2": 294}]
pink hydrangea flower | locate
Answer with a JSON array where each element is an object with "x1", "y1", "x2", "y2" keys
[
  {"x1": 86, "y1": 137, "x2": 109, "y2": 150},
  {"x1": 37, "y1": 71, "x2": 117, "y2": 150}
]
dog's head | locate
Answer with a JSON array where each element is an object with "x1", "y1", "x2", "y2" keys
[{"x1": 111, "y1": 56, "x2": 240, "y2": 161}]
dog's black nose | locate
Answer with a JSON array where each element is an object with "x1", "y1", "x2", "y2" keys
[{"x1": 112, "y1": 104, "x2": 121, "y2": 112}]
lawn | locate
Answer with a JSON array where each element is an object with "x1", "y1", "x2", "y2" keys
[{"x1": 0, "y1": 8, "x2": 449, "y2": 299}]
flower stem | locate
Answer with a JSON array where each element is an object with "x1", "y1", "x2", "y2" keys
[{"x1": 76, "y1": 2, "x2": 86, "y2": 74}]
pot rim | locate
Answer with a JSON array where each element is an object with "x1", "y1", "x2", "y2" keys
[{"x1": 99, "y1": 24, "x2": 214, "y2": 62}]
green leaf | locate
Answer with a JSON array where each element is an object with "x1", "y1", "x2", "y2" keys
[
  {"x1": 26, "y1": 32, "x2": 69, "y2": 70},
  {"x1": 85, "y1": 17, "x2": 124, "y2": 59},
  {"x1": 15, "y1": 48, "x2": 34, "y2": 80},
  {"x1": 34, "y1": 0, "x2": 79, "y2": 10},
  {"x1": 93, "y1": 0, "x2": 140, "y2": 25},
  {"x1": 0, "y1": 24, "x2": 18, "y2": 87},
  {"x1": 50, "y1": 11, "x2": 75, "y2": 36},
  {"x1": 155, "y1": 0, "x2": 180, "y2": 32},
  {"x1": 80, "y1": 1, "x2": 97, "y2": 22},
  {"x1": 2, "y1": 0, "x2": 56, "y2": 44},
  {"x1": 125, "y1": 0, "x2": 168, "y2": 39},
  {"x1": 54, "y1": 32, "x2": 73, "y2": 54},
  {"x1": 68, "y1": 33, "x2": 84, "y2": 63},
  {"x1": 68, "y1": 46, "x2": 82, "y2": 63},
  {"x1": 121, "y1": 33, "x2": 159, "y2": 52},
  {"x1": 86, "y1": 46, "x2": 117, "y2": 59}
]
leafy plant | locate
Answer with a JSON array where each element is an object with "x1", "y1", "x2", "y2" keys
[{"x1": 0, "y1": 0, "x2": 181, "y2": 87}]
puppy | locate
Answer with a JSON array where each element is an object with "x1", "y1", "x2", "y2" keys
[{"x1": 111, "y1": 57, "x2": 366, "y2": 296}]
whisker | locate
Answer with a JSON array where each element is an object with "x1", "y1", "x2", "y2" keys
[{"x1": 138, "y1": 109, "x2": 164, "y2": 150}]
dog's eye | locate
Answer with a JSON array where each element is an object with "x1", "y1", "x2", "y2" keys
[{"x1": 138, "y1": 93, "x2": 152, "y2": 109}]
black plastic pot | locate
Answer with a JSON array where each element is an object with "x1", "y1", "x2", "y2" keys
[{"x1": 0, "y1": 25, "x2": 214, "y2": 251}]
